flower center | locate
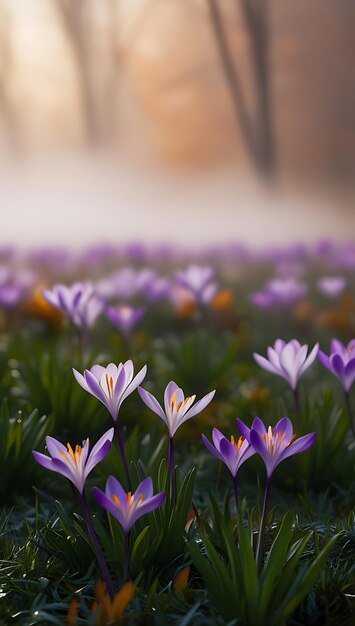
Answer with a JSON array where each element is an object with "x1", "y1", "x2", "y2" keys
[
  {"x1": 230, "y1": 435, "x2": 244, "y2": 451},
  {"x1": 111, "y1": 492, "x2": 145, "y2": 509},
  {"x1": 104, "y1": 373, "x2": 114, "y2": 398},
  {"x1": 262, "y1": 427, "x2": 295, "y2": 453},
  {"x1": 60, "y1": 439, "x2": 89, "y2": 466}
]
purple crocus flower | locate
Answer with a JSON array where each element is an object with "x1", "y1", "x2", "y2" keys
[
  {"x1": 93, "y1": 476, "x2": 166, "y2": 533},
  {"x1": 244, "y1": 416, "x2": 315, "y2": 479},
  {"x1": 43, "y1": 282, "x2": 103, "y2": 329},
  {"x1": 174, "y1": 265, "x2": 217, "y2": 304},
  {"x1": 264, "y1": 277, "x2": 308, "y2": 304},
  {"x1": 249, "y1": 290, "x2": 275, "y2": 308},
  {"x1": 202, "y1": 427, "x2": 255, "y2": 478},
  {"x1": 318, "y1": 339, "x2": 355, "y2": 393},
  {"x1": 317, "y1": 276, "x2": 346, "y2": 298},
  {"x1": 105, "y1": 305, "x2": 144, "y2": 335},
  {"x1": 32, "y1": 428, "x2": 114, "y2": 494},
  {"x1": 253, "y1": 339, "x2": 319, "y2": 391},
  {"x1": 138, "y1": 381, "x2": 215, "y2": 438},
  {"x1": 240, "y1": 416, "x2": 315, "y2": 565},
  {"x1": 73, "y1": 361, "x2": 147, "y2": 421}
]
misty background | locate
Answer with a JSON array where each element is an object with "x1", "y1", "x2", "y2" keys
[{"x1": 1, "y1": 0, "x2": 355, "y2": 246}]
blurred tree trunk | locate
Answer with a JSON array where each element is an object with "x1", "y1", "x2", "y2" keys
[
  {"x1": 208, "y1": 0, "x2": 276, "y2": 178},
  {"x1": 0, "y1": 6, "x2": 20, "y2": 152},
  {"x1": 55, "y1": 0, "x2": 100, "y2": 146}
]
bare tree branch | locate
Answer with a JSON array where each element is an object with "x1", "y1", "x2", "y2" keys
[{"x1": 207, "y1": 0, "x2": 259, "y2": 164}]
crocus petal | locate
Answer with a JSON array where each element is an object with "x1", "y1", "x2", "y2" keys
[
  {"x1": 181, "y1": 390, "x2": 215, "y2": 422},
  {"x1": 249, "y1": 430, "x2": 270, "y2": 471},
  {"x1": 211, "y1": 427, "x2": 226, "y2": 449},
  {"x1": 92, "y1": 487, "x2": 128, "y2": 531},
  {"x1": 45, "y1": 436, "x2": 68, "y2": 459},
  {"x1": 278, "y1": 432, "x2": 316, "y2": 463},
  {"x1": 201, "y1": 434, "x2": 224, "y2": 462},
  {"x1": 72, "y1": 368, "x2": 91, "y2": 393},
  {"x1": 32, "y1": 451, "x2": 54, "y2": 471},
  {"x1": 135, "y1": 476, "x2": 153, "y2": 500},
  {"x1": 331, "y1": 354, "x2": 345, "y2": 377},
  {"x1": 51, "y1": 457, "x2": 82, "y2": 491},
  {"x1": 84, "y1": 369, "x2": 110, "y2": 407},
  {"x1": 138, "y1": 387, "x2": 167, "y2": 423},
  {"x1": 129, "y1": 492, "x2": 166, "y2": 528},
  {"x1": 251, "y1": 416, "x2": 267, "y2": 435},
  {"x1": 164, "y1": 381, "x2": 179, "y2": 414},
  {"x1": 344, "y1": 359, "x2": 355, "y2": 392},
  {"x1": 90, "y1": 364, "x2": 106, "y2": 381},
  {"x1": 299, "y1": 343, "x2": 319, "y2": 375},
  {"x1": 219, "y1": 438, "x2": 237, "y2": 476},
  {"x1": 279, "y1": 343, "x2": 299, "y2": 389},
  {"x1": 317, "y1": 350, "x2": 332, "y2": 371},
  {"x1": 235, "y1": 418, "x2": 251, "y2": 441},
  {"x1": 273, "y1": 417, "x2": 293, "y2": 441},
  {"x1": 330, "y1": 339, "x2": 345, "y2": 354},
  {"x1": 273, "y1": 339, "x2": 286, "y2": 353},
  {"x1": 105, "y1": 475, "x2": 127, "y2": 504},
  {"x1": 120, "y1": 365, "x2": 147, "y2": 404},
  {"x1": 253, "y1": 353, "x2": 280, "y2": 375},
  {"x1": 84, "y1": 440, "x2": 111, "y2": 477}
]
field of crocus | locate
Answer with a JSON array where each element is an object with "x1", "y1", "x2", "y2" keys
[{"x1": 0, "y1": 242, "x2": 354, "y2": 626}]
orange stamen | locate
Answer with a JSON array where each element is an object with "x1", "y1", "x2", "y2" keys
[{"x1": 112, "y1": 494, "x2": 121, "y2": 507}]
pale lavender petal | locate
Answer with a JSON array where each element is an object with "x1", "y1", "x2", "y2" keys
[
  {"x1": 123, "y1": 360, "x2": 134, "y2": 384},
  {"x1": 73, "y1": 368, "x2": 91, "y2": 393},
  {"x1": 164, "y1": 381, "x2": 179, "y2": 414},
  {"x1": 83, "y1": 369, "x2": 109, "y2": 406},
  {"x1": 51, "y1": 457, "x2": 81, "y2": 490},
  {"x1": 45, "y1": 436, "x2": 67, "y2": 458},
  {"x1": 299, "y1": 343, "x2": 319, "y2": 375},
  {"x1": 181, "y1": 390, "x2": 215, "y2": 422},
  {"x1": 84, "y1": 429, "x2": 114, "y2": 475},
  {"x1": 138, "y1": 387, "x2": 167, "y2": 423},
  {"x1": 90, "y1": 364, "x2": 106, "y2": 381},
  {"x1": 120, "y1": 365, "x2": 147, "y2": 403},
  {"x1": 273, "y1": 339, "x2": 286, "y2": 353},
  {"x1": 253, "y1": 353, "x2": 280, "y2": 375},
  {"x1": 211, "y1": 427, "x2": 225, "y2": 449}
]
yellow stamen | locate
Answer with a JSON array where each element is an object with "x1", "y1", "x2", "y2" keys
[
  {"x1": 67, "y1": 443, "x2": 75, "y2": 460},
  {"x1": 237, "y1": 436, "x2": 244, "y2": 450},
  {"x1": 112, "y1": 494, "x2": 121, "y2": 507},
  {"x1": 230, "y1": 434, "x2": 235, "y2": 446}
]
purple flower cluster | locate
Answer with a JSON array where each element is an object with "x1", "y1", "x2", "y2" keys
[
  {"x1": 250, "y1": 278, "x2": 308, "y2": 308},
  {"x1": 253, "y1": 339, "x2": 319, "y2": 391},
  {"x1": 318, "y1": 339, "x2": 355, "y2": 393},
  {"x1": 43, "y1": 282, "x2": 103, "y2": 330}
]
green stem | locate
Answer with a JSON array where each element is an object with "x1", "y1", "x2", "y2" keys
[
  {"x1": 255, "y1": 477, "x2": 271, "y2": 568},
  {"x1": 76, "y1": 490, "x2": 114, "y2": 598},
  {"x1": 344, "y1": 391, "x2": 355, "y2": 439}
]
